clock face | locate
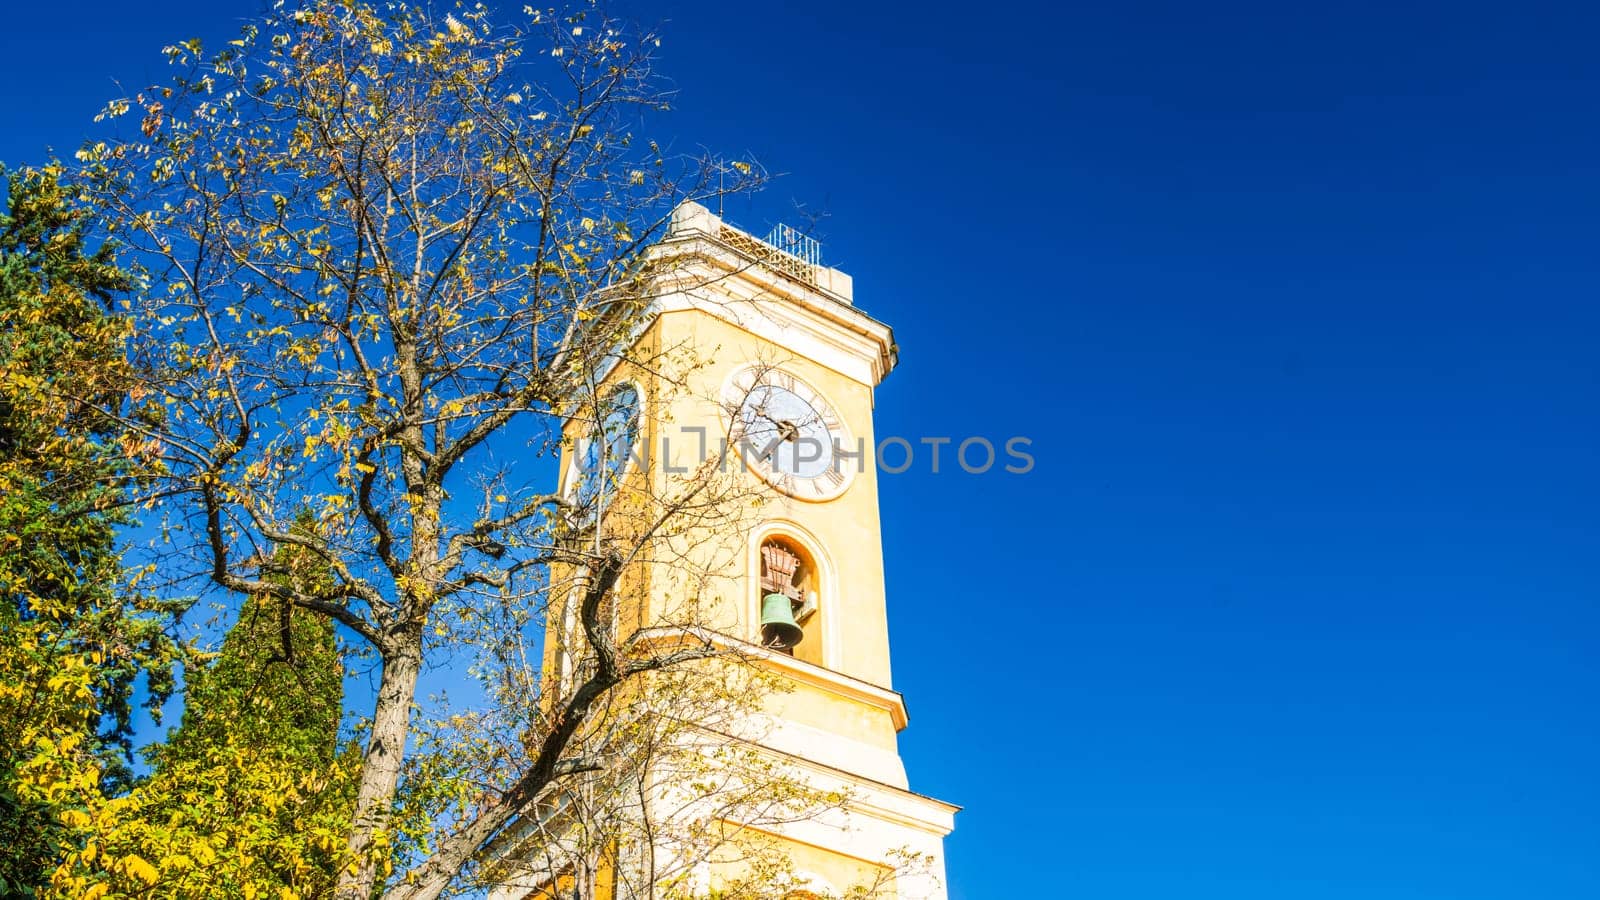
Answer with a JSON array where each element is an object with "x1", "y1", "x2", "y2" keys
[
  {"x1": 726, "y1": 367, "x2": 852, "y2": 500},
  {"x1": 571, "y1": 384, "x2": 640, "y2": 517}
]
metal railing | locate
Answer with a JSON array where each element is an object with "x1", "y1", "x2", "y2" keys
[
  {"x1": 762, "y1": 223, "x2": 822, "y2": 267},
  {"x1": 718, "y1": 224, "x2": 819, "y2": 288}
]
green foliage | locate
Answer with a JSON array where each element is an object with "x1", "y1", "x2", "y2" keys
[
  {"x1": 0, "y1": 164, "x2": 177, "y2": 897},
  {"x1": 50, "y1": 580, "x2": 358, "y2": 899},
  {"x1": 157, "y1": 599, "x2": 346, "y2": 770}
]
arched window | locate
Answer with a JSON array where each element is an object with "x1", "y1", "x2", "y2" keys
[
  {"x1": 567, "y1": 383, "x2": 642, "y2": 521},
  {"x1": 758, "y1": 536, "x2": 824, "y2": 666}
]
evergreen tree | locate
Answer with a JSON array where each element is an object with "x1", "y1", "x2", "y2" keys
[
  {"x1": 48, "y1": 536, "x2": 358, "y2": 899},
  {"x1": 154, "y1": 591, "x2": 346, "y2": 771},
  {"x1": 0, "y1": 165, "x2": 176, "y2": 897}
]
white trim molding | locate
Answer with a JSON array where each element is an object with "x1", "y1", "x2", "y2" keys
[
  {"x1": 627, "y1": 626, "x2": 910, "y2": 732},
  {"x1": 644, "y1": 203, "x2": 899, "y2": 388}
]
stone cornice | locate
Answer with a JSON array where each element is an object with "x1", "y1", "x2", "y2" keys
[
  {"x1": 628, "y1": 626, "x2": 910, "y2": 731},
  {"x1": 679, "y1": 721, "x2": 959, "y2": 838},
  {"x1": 643, "y1": 205, "x2": 899, "y2": 387}
]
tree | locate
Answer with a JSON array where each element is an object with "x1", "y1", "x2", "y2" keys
[
  {"x1": 68, "y1": 2, "x2": 852, "y2": 897},
  {"x1": 476, "y1": 659, "x2": 918, "y2": 899},
  {"x1": 0, "y1": 165, "x2": 177, "y2": 897},
  {"x1": 49, "y1": 534, "x2": 356, "y2": 899}
]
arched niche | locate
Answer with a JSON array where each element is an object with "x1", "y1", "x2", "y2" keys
[{"x1": 752, "y1": 521, "x2": 835, "y2": 669}]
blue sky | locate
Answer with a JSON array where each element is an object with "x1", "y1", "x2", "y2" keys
[{"x1": 5, "y1": 1, "x2": 1599, "y2": 897}]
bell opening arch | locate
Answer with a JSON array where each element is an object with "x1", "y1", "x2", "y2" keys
[{"x1": 750, "y1": 519, "x2": 838, "y2": 670}]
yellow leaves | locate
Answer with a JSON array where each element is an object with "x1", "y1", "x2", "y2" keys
[
  {"x1": 436, "y1": 396, "x2": 472, "y2": 419},
  {"x1": 46, "y1": 663, "x2": 95, "y2": 705},
  {"x1": 120, "y1": 853, "x2": 159, "y2": 886},
  {"x1": 59, "y1": 809, "x2": 92, "y2": 829},
  {"x1": 192, "y1": 841, "x2": 217, "y2": 866},
  {"x1": 285, "y1": 336, "x2": 324, "y2": 367},
  {"x1": 46, "y1": 742, "x2": 357, "y2": 897},
  {"x1": 75, "y1": 142, "x2": 110, "y2": 164},
  {"x1": 141, "y1": 102, "x2": 165, "y2": 138},
  {"x1": 93, "y1": 98, "x2": 131, "y2": 123}
]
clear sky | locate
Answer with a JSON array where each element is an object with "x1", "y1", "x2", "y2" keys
[{"x1": 5, "y1": 1, "x2": 1598, "y2": 897}]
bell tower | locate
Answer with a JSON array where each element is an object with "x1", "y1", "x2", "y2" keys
[{"x1": 514, "y1": 203, "x2": 956, "y2": 899}]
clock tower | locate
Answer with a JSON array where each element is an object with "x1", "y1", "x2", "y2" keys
[{"x1": 514, "y1": 202, "x2": 956, "y2": 898}]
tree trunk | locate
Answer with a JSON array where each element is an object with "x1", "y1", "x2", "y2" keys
[{"x1": 338, "y1": 637, "x2": 422, "y2": 900}]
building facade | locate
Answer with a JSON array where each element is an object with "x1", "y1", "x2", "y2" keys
[{"x1": 495, "y1": 203, "x2": 955, "y2": 899}]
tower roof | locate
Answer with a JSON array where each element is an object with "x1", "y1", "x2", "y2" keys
[{"x1": 649, "y1": 202, "x2": 898, "y2": 386}]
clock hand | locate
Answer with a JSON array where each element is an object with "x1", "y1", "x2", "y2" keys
[{"x1": 752, "y1": 409, "x2": 799, "y2": 442}]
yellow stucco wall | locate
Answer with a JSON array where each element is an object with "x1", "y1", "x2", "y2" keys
[
  {"x1": 708, "y1": 826, "x2": 894, "y2": 898},
  {"x1": 646, "y1": 307, "x2": 895, "y2": 690},
  {"x1": 543, "y1": 282, "x2": 906, "y2": 748},
  {"x1": 524, "y1": 218, "x2": 953, "y2": 899},
  {"x1": 762, "y1": 676, "x2": 900, "y2": 752}
]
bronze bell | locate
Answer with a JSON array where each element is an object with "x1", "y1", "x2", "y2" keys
[{"x1": 760, "y1": 592, "x2": 804, "y2": 649}]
